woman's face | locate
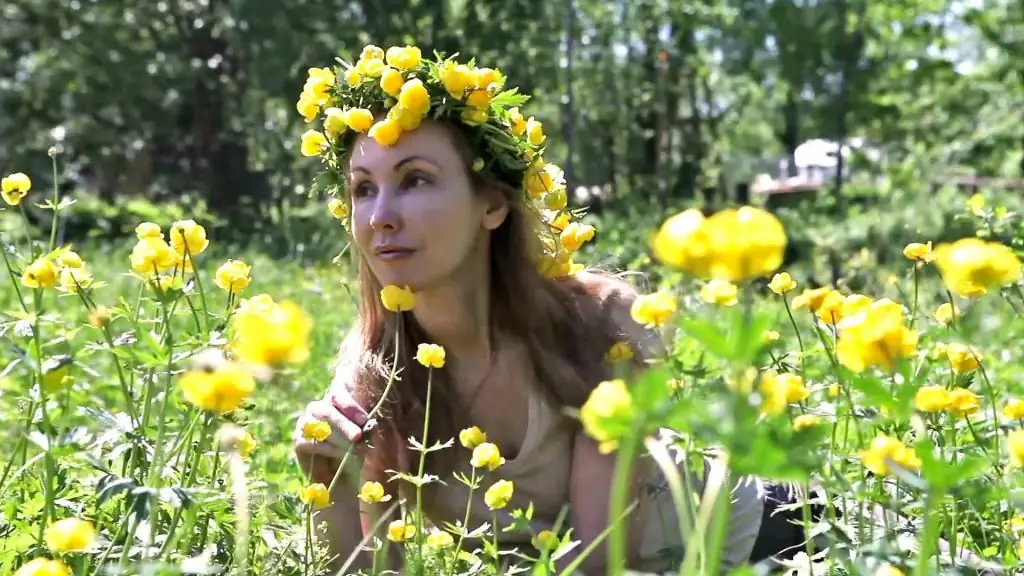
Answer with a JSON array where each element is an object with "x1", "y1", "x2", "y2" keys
[{"x1": 349, "y1": 122, "x2": 506, "y2": 292}]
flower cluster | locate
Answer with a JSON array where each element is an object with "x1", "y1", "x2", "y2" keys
[
  {"x1": 651, "y1": 206, "x2": 787, "y2": 282},
  {"x1": 296, "y1": 43, "x2": 595, "y2": 278}
]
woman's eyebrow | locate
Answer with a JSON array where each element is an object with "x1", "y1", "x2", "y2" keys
[{"x1": 351, "y1": 155, "x2": 441, "y2": 175}]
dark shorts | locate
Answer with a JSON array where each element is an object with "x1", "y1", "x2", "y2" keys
[{"x1": 748, "y1": 481, "x2": 834, "y2": 565}]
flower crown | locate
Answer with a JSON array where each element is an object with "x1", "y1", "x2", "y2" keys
[{"x1": 297, "y1": 43, "x2": 596, "y2": 278}]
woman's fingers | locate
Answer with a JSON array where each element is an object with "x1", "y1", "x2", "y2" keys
[{"x1": 307, "y1": 399, "x2": 365, "y2": 445}]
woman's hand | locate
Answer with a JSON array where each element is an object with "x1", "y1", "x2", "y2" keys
[{"x1": 293, "y1": 385, "x2": 370, "y2": 486}]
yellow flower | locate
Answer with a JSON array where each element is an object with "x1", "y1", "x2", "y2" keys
[
  {"x1": 398, "y1": 79, "x2": 431, "y2": 115},
  {"x1": 1, "y1": 172, "x2": 32, "y2": 205},
  {"x1": 484, "y1": 479, "x2": 514, "y2": 510},
  {"x1": 902, "y1": 241, "x2": 933, "y2": 262},
  {"x1": 1008, "y1": 429, "x2": 1024, "y2": 467},
  {"x1": 368, "y1": 118, "x2": 402, "y2": 147},
  {"x1": 44, "y1": 518, "x2": 96, "y2": 553},
  {"x1": 231, "y1": 298, "x2": 313, "y2": 367},
  {"x1": 813, "y1": 290, "x2": 846, "y2": 324},
  {"x1": 179, "y1": 362, "x2": 255, "y2": 413},
  {"x1": 759, "y1": 372, "x2": 808, "y2": 415},
  {"x1": 14, "y1": 558, "x2": 71, "y2": 576},
  {"x1": 57, "y1": 266, "x2": 93, "y2": 293},
  {"x1": 762, "y1": 329, "x2": 781, "y2": 343},
  {"x1": 56, "y1": 250, "x2": 83, "y2": 268},
  {"x1": 604, "y1": 341, "x2": 634, "y2": 363},
  {"x1": 466, "y1": 89, "x2": 492, "y2": 109},
  {"x1": 700, "y1": 278, "x2": 738, "y2": 307},
  {"x1": 299, "y1": 483, "x2": 330, "y2": 508},
  {"x1": 835, "y1": 299, "x2": 918, "y2": 373},
  {"x1": 387, "y1": 105, "x2": 423, "y2": 131},
  {"x1": 327, "y1": 198, "x2": 349, "y2": 220},
  {"x1": 358, "y1": 58, "x2": 386, "y2": 78},
  {"x1": 303, "y1": 67, "x2": 335, "y2": 104},
  {"x1": 214, "y1": 260, "x2": 252, "y2": 293},
  {"x1": 300, "y1": 130, "x2": 328, "y2": 157},
  {"x1": 302, "y1": 420, "x2": 332, "y2": 442},
  {"x1": 470, "y1": 442, "x2": 506, "y2": 471},
  {"x1": 791, "y1": 287, "x2": 833, "y2": 312},
  {"x1": 875, "y1": 565, "x2": 905, "y2": 576},
  {"x1": 792, "y1": 414, "x2": 821, "y2": 431},
  {"x1": 440, "y1": 62, "x2": 472, "y2": 97},
  {"x1": 630, "y1": 292, "x2": 678, "y2": 327},
  {"x1": 768, "y1": 272, "x2": 797, "y2": 294},
  {"x1": 239, "y1": 431, "x2": 257, "y2": 458},
  {"x1": 699, "y1": 206, "x2": 788, "y2": 281},
  {"x1": 913, "y1": 385, "x2": 952, "y2": 413},
  {"x1": 380, "y1": 67, "x2": 404, "y2": 96},
  {"x1": 343, "y1": 108, "x2": 374, "y2": 133},
  {"x1": 859, "y1": 435, "x2": 921, "y2": 476},
  {"x1": 526, "y1": 118, "x2": 545, "y2": 146},
  {"x1": 387, "y1": 519, "x2": 415, "y2": 542},
  {"x1": 508, "y1": 107, "x2": 527, "y2": 136},
  {"x1": 945, "y1": 343, "x2": 981, "y2": 373},
  {"x1": 828, "y1": 383, "x2": 841, "y2": 397},
  {"x1": 416, "y1": 343, "x2": 446, "y2": 368},
  {"x1": 524, "y1": 161, "x2": 565, "y2": 198},
  {"x1": 344, "y1": 67, "x2": 362, "y2": 87},
  {"x1": 651, "y1": 208, "x2": 707, "y2": 271},
  {"x1": 933, "y1": 238, "x2": 1022, "y2": 298},
  {"x1": 385, "y1": 45, "x2": 422, "y2": 70},
  {"x1": 88, "y1": 306, "x2": 112, "y2": 328},
  {"x1": 135, "y1": 222, "x2": 162, "y2": 239},
  {"x1": 380, "y1": 285, "x2": 415, "y2": 312},
  {"x1": 41, "y1": 358, "x2": 73, "y2": 394},
  {"x1": 947, "y1": 388, "x2": 980, "y2": 417},
  {"x1": 358, "y1": 481, "x2": 392, "y2": 504},
  {"x1": 532, "y1": 529, "x2": 560, "y2": 551},
  {"x1": 933, "y1": 303, "x2": 958, "y2": 324},
  {"x1": 323, "y1": 107, "x2": 347, "y2": 137},
  {"x1": 361, "y1": 44, "x2": 385, "y2": 61},
  {"x1": 22, "y1": 257, "x2": 59, "y2": 289},
  {"x1": 580, "y1": 379, "x2": 633, "y2": 454},
  {"x1": 544, "y1": 189, "x2": 568, "y2": 211},
  {"x1": 459, "y1": 426, "x2": 487, "y2": 449},
  {"x1": 1003, "y1": 399, "x2": 1024, "y2": 420},
  {"x1": 296, "y1": 95, "x2": 318, "y2": 122},
  {"x1": 151, "y1": 274, "x2": 183, "y2": 293},
  {"x1": 559, "y1": 222, "x2": 595, "y2": 252},
  {"x1": 968, "y1": 193, "x2": 985, "y2": 215},
  {"x1": 426, "y1": 530, "x2": 454, "y2": 549}
]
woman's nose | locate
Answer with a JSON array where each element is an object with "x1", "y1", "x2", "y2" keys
[{"x1": 369, "y1": 189, "x2": 400, "y2": 232}]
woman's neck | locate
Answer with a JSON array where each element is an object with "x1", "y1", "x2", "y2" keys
[{"x1": 412, "y1": 281, "x2": 492, "y2": 358}]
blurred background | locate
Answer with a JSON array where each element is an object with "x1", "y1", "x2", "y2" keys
[{"x1": 1, "y1": 0, "x2": 1023, "y2": 290}]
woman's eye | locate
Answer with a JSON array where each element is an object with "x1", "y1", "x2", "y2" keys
[
  {"x1": 352, "y1": 181, "x2": 375, "y2": 198},
  {"x1": 405, "y1": 173, "x2": 431, "y2": 189}
]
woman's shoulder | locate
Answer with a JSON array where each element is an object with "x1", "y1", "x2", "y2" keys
[{"x1": 570, "y1": 269, "x2": 663, "y2": 358}]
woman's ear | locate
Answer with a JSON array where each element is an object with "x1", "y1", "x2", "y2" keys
[{"x1": 481, "y1": 187, "x2": 510, "y2": 231}]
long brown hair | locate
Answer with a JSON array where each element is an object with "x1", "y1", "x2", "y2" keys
[{"x1": 335, "y1": 120, "x2": 643, "y2": 484}]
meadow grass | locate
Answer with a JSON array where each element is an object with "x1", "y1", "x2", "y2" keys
[{"x1": 4, "y1": 169, "x2": 1024, "y2": 576}]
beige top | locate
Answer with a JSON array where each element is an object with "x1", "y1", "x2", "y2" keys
[{"x1": 428, "y1": 389, "x2": 766, "y2": 572}]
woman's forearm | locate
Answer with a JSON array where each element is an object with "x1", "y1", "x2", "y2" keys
[{"x1": 313, "y1": 483, "x2": 373, "y2": 572}]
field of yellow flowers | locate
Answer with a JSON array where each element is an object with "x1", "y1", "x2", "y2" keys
[{"x1": 3, "y1": 158, "x2": 1024, "y2": 576}]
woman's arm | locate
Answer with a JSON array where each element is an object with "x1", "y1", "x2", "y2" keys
[{"x1": 561, "y1": 430, "x2": 653, "y2": 575}]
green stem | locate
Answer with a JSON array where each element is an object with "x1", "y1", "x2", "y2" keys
[
  {"x1": 607, "y1": 430, "x2": 640, "y2": 574},
  {"x1": 414, "y1": 367, "x2": 434, "y2": 572},
  {"x1": 781, "y1": 296, "x2": 806, "y2": 374},
  {"x1": 48, "y1": 154, "x2": 60, "y2": 252},
  {"x1": 449, "y1": 467, "x2": 477, "y2": 576},
  {"x1": 914, "y1": 490, "x2": 943, "y2": 576}
]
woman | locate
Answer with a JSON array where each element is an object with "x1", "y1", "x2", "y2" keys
[
  {"x1": 287, "y1": 43, "x2": 814, "y2": 575},
  {"x1": 289, "y1": 44, "x2": 984, "y2": 575}
]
